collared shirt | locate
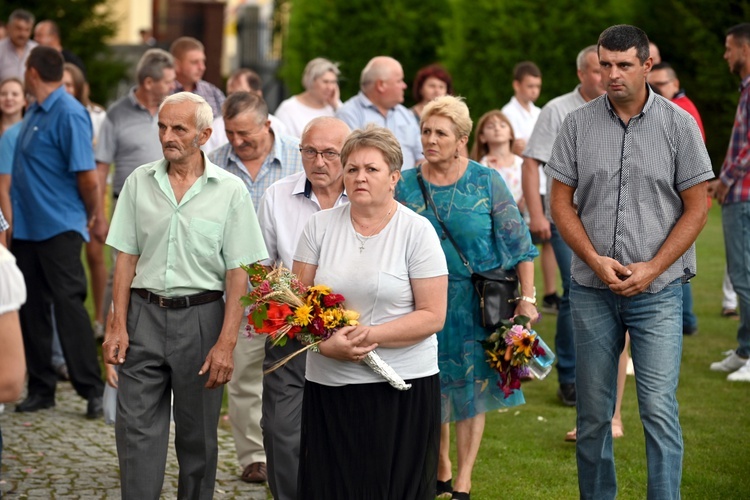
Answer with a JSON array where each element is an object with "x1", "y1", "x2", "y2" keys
[
  {"x1": 501, "y1": 96, "x2": 541, "y2": 140},
  {"x1": 546, "y1": 88, "x2": 714, "y2": 293},
  {"x1": 0, "y1": 38, "x2": 37, "y2": 81},
  {"x1": 257, "y1": 170, "x2": 348, "y2": 268},
  {"x1": 11, "y1": 86, "x2": 95, "y2": 242},
  {"x1": 174, "y1": 79, "x2": 226, "y2": 119},
  {"x1": 524, "y1": 85, "x2": 588, "y2": 219},
  {"x1": 0, "y1": 207, "x2": 7, "y2": 232},
  {"x1": 336, "y1": 91, "x2": 422, "y2": 170},
  {"x1": 106, "y1": 154, "x2": 268, "y2": 296},
  {"x1": 95, "y1": 87, "x2": 164, "y2": 195},
  {"x1": 720, "y1": 75, "x2": 750, "y2": 204},
  {"x1": 0, "y1": 121, "x2": 22, "y2": 175},
  {"x1": 208, "y1": 134, "x2": 303, "y2": 208}
]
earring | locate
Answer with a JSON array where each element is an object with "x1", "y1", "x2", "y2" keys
[{"x1": 454, "y1": 150, "x2": 459, "y2": 158}]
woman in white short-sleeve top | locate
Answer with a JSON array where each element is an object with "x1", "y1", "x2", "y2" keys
[{"x1": 293, "y1": 125, "x2": 448, "y2": 499}]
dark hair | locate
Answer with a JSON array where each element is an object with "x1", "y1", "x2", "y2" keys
[
  {"x1": 651, "y1": 62, "x2": 677, "y2": 79},
  {"x1": 727, "y1": 23, "x2": 750, "y2": 45},
  {"x1": 222, "y1": 91, "x2": 268, "y2": 123},
  {"x1": 9, "y1": 9, "x2": 34, "y2": 25},
  {"x1": 229, "y1": 68, "x2": 262, "y2": 92},
  {"x1": 27, "y1": 46, "x2": 64, "y2": 82},
  {"x1": 412, "y1": 64, "x2": 454, "y2": 103},
  {"x1": 512, "y1": 61, "x2": 541, "y2": 82},
  {"x1": 598, "y1": 24, "x2": 650, "y2": 64}
]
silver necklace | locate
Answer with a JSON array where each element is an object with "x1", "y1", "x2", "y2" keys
[
  {"x1": 351, "y1": 202, "x2": 394, "y2": 253},
  {"x1": 426, "y1": 162, "x2": 461, "y2": 239}
]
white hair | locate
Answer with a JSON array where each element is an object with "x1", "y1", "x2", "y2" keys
[
  {"x1": 160, "y1": 92, "x2": 213, "y2": 131},
  {"x1": 302, "y1": 58, "x2": 340, "y2": 90}
]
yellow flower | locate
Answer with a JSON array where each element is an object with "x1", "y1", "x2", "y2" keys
[
  {"x1": 321, "y1": 308, "x2": 343, "y2": 328},
  {"x1": 485, "y1": 350, "x2": 503, "y2": 371},
  {"x1": 343, "y1": 309, "x2": 360, "y2": 326},
  {"x1": 512, "y1": 332, "x2": 536, "y2": 359},
  {"x1": 292, "y1": 304, "x2": 313, "y2": 326},
  {"x1": 308, "y1": 285, "x2": 333, "y2": 295}
]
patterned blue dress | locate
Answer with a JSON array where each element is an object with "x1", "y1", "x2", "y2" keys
[{"x1": 396, "y1": 160, "x2": 538, "y2": 422}]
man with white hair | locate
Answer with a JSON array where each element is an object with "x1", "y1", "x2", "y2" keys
[
  {"x1": 336, "y1": 56, "x2": 422, "y2": 169},
  {"x1": 103, "y1": 92, "x2": 267, "y2": 499}
]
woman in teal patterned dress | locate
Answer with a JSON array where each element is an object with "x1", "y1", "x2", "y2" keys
[{"x1": 396, "y1": 96, "x2": 538, "y2": 500}]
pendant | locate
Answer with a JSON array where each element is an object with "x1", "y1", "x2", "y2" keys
[
  {"x1": 359, "y1": 243, "x2": 365, "y2": 253},
  {"x1": 441, "y1": 231, "x2": 447, "y2": 241}
]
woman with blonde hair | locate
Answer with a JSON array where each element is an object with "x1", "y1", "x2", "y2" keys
[{"x1": 397, "y1": 96, "x2": 538, "y2": 500}]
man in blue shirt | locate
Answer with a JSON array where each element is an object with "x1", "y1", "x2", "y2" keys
[
  {"x1": 10, "y1": 46, "x2": 104, "y2": 419},
  {"x1": 336, "y1": 56, "x2": 422, "y2": 170}
]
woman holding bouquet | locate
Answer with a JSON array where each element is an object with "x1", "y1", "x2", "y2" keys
[
  {"x1": 396, "y1": 96, "x2": 538, "y2": 500},
  {"x1": 293, "y1": 125, "x2": 448, "y2": 499}
]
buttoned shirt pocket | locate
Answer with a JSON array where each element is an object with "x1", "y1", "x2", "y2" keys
[{"x1": 188, "y1": 218, "x2": 222, "y2": 257}]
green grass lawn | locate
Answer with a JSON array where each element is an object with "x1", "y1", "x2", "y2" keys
[{"x1": 458, "y1": 204, "x2": 750, "y2": 499}]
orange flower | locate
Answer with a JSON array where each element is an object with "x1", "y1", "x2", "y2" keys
[{"x1": 256, "y1": 302, "x2": 294, "y2": 335}]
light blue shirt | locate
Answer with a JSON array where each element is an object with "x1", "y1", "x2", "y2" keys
[
  {"x1": 207, "y1": 133, "x2": 303, "y2": 208},
  {"x1": 336, "y1": 91, "x2": 422, "y2": 170},
  {"x1": 11, "y1": 86, "x2": 95, "y2": 242}
]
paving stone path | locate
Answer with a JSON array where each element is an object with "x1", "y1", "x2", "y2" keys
[{"x1": 0, "y1": 383, "x2": 267, "y2": 499}]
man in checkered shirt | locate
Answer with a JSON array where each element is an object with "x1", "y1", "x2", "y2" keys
[{"x1": 547, "y1": 25, "x2": 713, "y2": 500}]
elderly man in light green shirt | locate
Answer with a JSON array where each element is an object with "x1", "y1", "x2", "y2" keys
[{"x1": 103, "y1": 92, "x2": 267, "y2": 500}]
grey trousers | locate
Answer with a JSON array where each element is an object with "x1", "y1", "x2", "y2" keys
[
  {"x1": 261, "y1": 337, "x2": 306, "y2": 500},
  {"x1": 115, "y1": 291, "x2": 224, "y2": 500}
]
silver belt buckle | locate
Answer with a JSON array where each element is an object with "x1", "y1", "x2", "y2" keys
[{"x1": 159, "y1": 296, "x2": 167, "y2": 308}]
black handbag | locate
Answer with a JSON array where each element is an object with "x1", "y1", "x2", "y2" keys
[{"x1": 416, "y1": 170, "x2": 519, "y2": 329}]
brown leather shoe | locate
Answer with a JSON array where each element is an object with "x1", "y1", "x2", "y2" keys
[{"x1": 241, "y1": 462, "x2": 267, "y2": 483}]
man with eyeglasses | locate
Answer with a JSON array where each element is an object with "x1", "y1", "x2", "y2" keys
[
  {"x1": 256, "y1": 116, "x2": 350, "y2": 500},
  {"x1": 208, "y1": 91, "x2": 302, "y2": 484}
]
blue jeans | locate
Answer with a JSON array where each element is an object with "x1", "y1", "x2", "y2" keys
[
  {"x1": 722, "y1": 202, "x2": 750, "y2": 358},
  {"x1": 550, "y1": 223, "x2": 574, "y2": 384},
  {"x1": 571, "y1": 280, "x2": 683, "y2": 500},
  {"x1": 681, "y1": 283, "x2": 697, "y2": 331}
]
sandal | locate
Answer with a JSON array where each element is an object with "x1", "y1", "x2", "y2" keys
[
  {"x1": 437, "y1": 478, "x2": 453, "y2": 498},
  {"x1": 452, "y1": 492, "x2": 471, "y2": 500}
]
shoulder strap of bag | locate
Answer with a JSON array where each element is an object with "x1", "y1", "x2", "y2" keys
[{"x1": 416, "y1": 168, "x2": 474, "y2": 275}]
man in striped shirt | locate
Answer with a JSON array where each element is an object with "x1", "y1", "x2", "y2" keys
[
  {"x1": 710, "y1": 23, "x2": 750, "y2": 382},
  {"x1": 548, "y1": 25, "x2": 713, "y2": 499}
]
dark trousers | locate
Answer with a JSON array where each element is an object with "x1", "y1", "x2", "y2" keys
[
  {"x1": 116, "y1": 291, "x2": 225, "y2": 500},
  {"x1": 12, "y1": 232, "x2": 103, "y2": 401}
]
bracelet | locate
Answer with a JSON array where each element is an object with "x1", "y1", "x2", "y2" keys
[{"x1": 515, "y1": 295, "x2": 537, "y2": 306}]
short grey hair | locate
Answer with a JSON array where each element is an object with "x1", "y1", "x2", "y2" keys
[
  {"x1": 360, "y1": 56, "x2": 398, "y2": 90},
  {"x1": 222, "y1": 92, "x2": 268, "y2": 124},
  {"x1": 136, "y1": 49, "x2": 174, "y2": 85},
  {"x1": 9, "y1": 9, "x2": 34, "y2": 25},
  {"x1": 576, "y1": 45, "x2": 599, "y2": 71},
  {"x1": 160, "y1": 92, "x2": 213, "y2": 132},
  {"x1": 302, "y1": 58, "x2": 340, "y2": 90}
]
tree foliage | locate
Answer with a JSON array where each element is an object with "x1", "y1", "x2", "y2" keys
[
  {"x1": 280, "y1": 0, "x2": 450, "y2": 103},
  {"x1": 0, "y1": 1, "x2": 125, "y2": 104},
  {"x1": 280, "y1": 0, "x2": 745, "y2": 167},
  {"x1": 633, "y1": 0, "x2": 750, "y2": 167}
]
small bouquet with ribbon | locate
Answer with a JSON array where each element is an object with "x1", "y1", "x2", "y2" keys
[
  {"x1": 241, "y1": 263, "x2": 412, "y2": 391},
  {"x1": 480, "y1": 316, "x2": 555, "y2": 398}
]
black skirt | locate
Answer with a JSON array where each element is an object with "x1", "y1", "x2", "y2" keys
[{"x1": 297, "y1": 374, "x2": 440, "y2": 500}]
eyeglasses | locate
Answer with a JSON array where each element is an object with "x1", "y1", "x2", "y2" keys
[{"x1": 299, "y1": 148, "x2": 340, "y2": 160}]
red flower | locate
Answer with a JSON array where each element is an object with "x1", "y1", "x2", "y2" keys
[
  {"x1": 287, "y1": 325, "x2": 301, "y2": 339},
  {"x1": 308, "y1": 317, "x2": 326, "y2": 336},
  {"x1": 256, "y1": 302, "x2": 294, "y2": 334},
  {"x1": 322, "y1": 293, "x2": 345, "y2": 307}
]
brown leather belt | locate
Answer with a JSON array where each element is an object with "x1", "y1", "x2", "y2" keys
[{"x1": 132, "y1": 288, "x2": 224, "y2": 309}]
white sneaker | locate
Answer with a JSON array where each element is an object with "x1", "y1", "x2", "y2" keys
[
  {"x1": 727, "y1": 360, "x2": 750, "y2": 382},
  {"x1": 710, "y1": 350, "x2": 748, "y2": 372}
]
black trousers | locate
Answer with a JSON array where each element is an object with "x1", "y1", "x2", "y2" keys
[{"x1": 12, "y1": 232, "x2": 103, "y2": 400}]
